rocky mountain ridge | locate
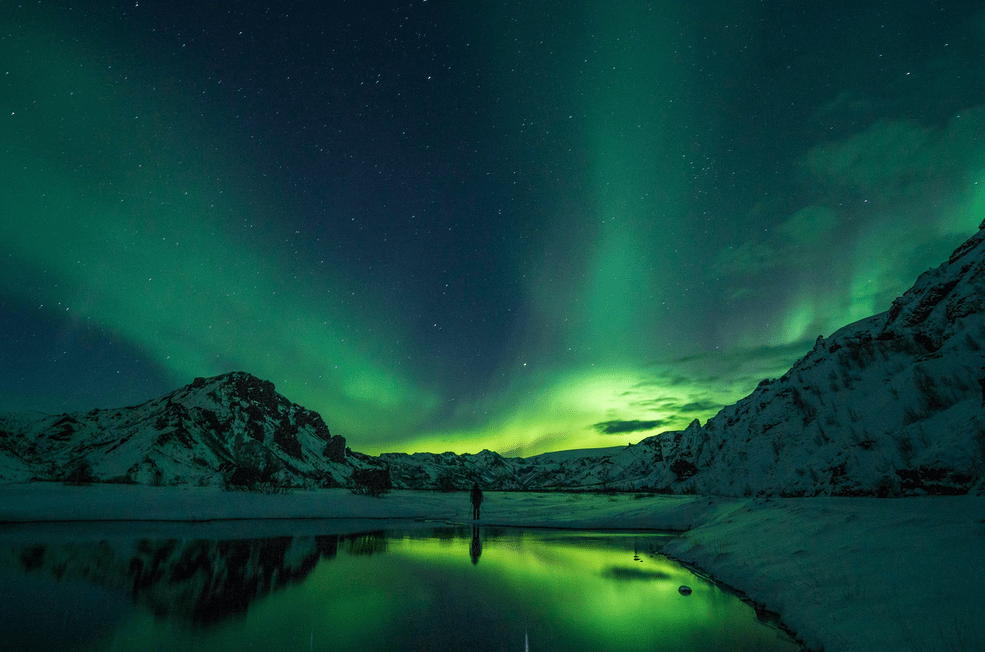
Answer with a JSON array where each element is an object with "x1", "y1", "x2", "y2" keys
[
  {"x1": 0, "y1": 372, "x2": 354, "y2": 488},
  {"x1": 637, "y1": 221, "x2": 985, "y2": 496}
]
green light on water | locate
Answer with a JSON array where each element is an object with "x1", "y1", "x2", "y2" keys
[
  {"x1": 386, "y1": 531, "x2": 715, "y2": 647},
  {"x1": 84, "y1": 531, "x2": 799, "y2": 651}
]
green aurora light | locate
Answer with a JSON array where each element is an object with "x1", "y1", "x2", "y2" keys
[{"x1": 2, "y1": 2, "x2": 984, "y2": 455}]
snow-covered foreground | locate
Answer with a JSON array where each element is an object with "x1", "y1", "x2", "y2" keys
[{"x1": 1, "y1": 484, "x2": 982, "y2": 652}]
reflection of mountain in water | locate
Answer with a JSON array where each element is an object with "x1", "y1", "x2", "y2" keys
[{"x1": 3, "y1": 532, "x2": 388, "y2": 626}]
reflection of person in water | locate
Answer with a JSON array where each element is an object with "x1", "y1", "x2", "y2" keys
[
  {"x1": 470, "y1": 525, "x2": 482, "y2": 565},
  {"x1": 470, "y1": 482, "x2": 484, "y2": 520}
]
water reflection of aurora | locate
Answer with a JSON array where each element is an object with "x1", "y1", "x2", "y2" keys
[{"x1": 86, "y1": 529, "x2": 799, "y2": 652}]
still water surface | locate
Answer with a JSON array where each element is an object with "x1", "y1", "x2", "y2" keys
[{"x1": 0, "y1": 524, "x2": 801, "y2": 651}]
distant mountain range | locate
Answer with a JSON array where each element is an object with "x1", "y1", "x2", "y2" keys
[{"x1": 3, "y1": 222, "x2": 985, "y2": 497}]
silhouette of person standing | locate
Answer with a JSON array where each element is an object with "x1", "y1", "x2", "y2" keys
[{"x1": 470, "y1": 482, "x2": 484, "y2": 520}]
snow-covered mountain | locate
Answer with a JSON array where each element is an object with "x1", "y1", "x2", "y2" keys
[
  {"x1": 377, "y1": 446, "x2": 653, "y2": 492},
  {"x1": 633, "y1": 221, "x2": 985, "y2": 497},
  {"x1": 0, "y1": 372, "x2": 354, "y2": 488},
  {"x1": 3, "y1": 222, "x2": 985, "y2": 497}
]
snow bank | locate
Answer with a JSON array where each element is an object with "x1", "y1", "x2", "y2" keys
[
  {"x1": 659, "y1": 496, "x2": 985, "y2": 652},
  {"x1": 1, "y1": 483, "x2": 982, "y2": 652}
]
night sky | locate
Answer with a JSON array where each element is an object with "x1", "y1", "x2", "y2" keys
[{"x1": 2, "y1": 1, "x2": 984, "y2": 455}]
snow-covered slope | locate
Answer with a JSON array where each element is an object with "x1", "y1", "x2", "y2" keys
[{"x1": 0, "y1": 372, "x2": 354, "y2": 487}]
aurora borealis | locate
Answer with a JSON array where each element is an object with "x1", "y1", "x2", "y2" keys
[{"x1": 2, "y1": 1, "x2": 984, "y2": 455}]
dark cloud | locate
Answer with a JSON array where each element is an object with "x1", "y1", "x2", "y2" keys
[
  {"x1": 678, "y1": 400, "x2": 724, "y2": 414},
  {"x1": 592, "y1": 420, "x2": 664, "y2": 435},
  {"x1": 803, "y1": 110, "x2": 985, "y2": 202},
  {"x1": 631, "y1": 397, "x2": 679, "y2": 409}
]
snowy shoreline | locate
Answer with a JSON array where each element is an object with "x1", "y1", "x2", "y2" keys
[{"x1": 1, "y1": 483, "x2": 983, "y2": 652}]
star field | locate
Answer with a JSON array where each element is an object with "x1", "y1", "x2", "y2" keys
[{"x1": 2, "y1": 1, "x2": 984, "y2": 455}]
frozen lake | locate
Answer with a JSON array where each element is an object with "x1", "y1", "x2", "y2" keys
[{"x1": 0, "y1": 523, "x2": 802, "y2": 651}]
